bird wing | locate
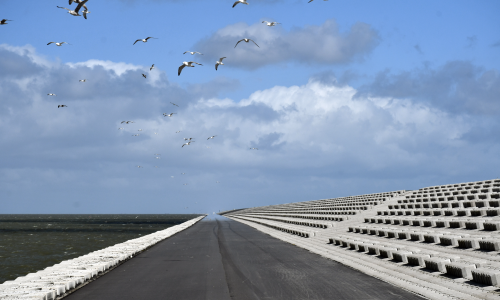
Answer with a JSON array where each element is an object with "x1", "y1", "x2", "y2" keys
[
  {"x1": 47, "y1": 42, "x2": 55, "y2": 45},
  {"x1": 234, "y1": 39, "x2": 244, "y2": 48},
  {"x1": 74, "y1": 0, "x2": 88, "y2": 13},
  {"x1": 146, "y1": 37, "x2": 156, "y2": 40},
  {"x1": 232, "y1": 1, "x2": 240, "y2": 8},
  {"x1": 250, "y1": 39, "x2": 260, "y2": 47},
  {"x1": 196, "y1": 52, "x2": 203, "y2": 55},
  {"x1": 83, "y1": 10, "x2": 87, "y2": 19},
  {"x1": 133, "y1": 39, "x2": 141, "y2": 45},
  {"x1": 220, "y1": 57, "x2": 226, "y2": 62},
  {"x1": 183, "y1": 51, "x2": 189, "y2": 54},
  {"x1": 69, "y1": 0, "x2": 74, "y2": 4},
  {"x1": 57, "y1": 6, "x2": 70, "y2": 11},
  {"x1": 150, "y1": 64, "x2": 154, "y2": 70},
  {"x1": 178, "y1": 65, "x2": 186, "y2": 76},
  {"x1": 308, "y1": 0, "x2": 313, "y2": 2},
  {"x1": 191, "y1": 61, "x2": 202, "y2": 66}
]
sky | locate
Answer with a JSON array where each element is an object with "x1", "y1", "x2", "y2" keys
[{"x1": 1, "y1": 0, "x2": 499, "y2": 214}]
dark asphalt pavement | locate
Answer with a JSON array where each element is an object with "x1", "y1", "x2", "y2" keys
[{"x1": 64, "y1": 219, "x2": 424, "y2": 300}]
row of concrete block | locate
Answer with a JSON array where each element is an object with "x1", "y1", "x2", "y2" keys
[
  {"x1": 239, "y1": 214, "x2": 333, "y2": 229},
  {"x1": 366, "y1": 216, "x2": 500, "y2": 230},
  {"x1": 0, "y1": 216, "x2": 206, "y2": 300},
  {"x1": 328, "y1": 236, "x2": 500, "y2": 285},
  {"x1": 232, "y1": 216, "x2": 314, "y2": 238},
  {"x1": 259, "y1": 204, "x2": 374, "y2": 212},
  {"x1": 391, "y1": 199, "x2": 500, "y2": 209},
  {"x1": 378, "y1": 207, "x2": 500, "y2": 217},
  {"x1": 418, "y1": 179, "x2": 500, "y2": 191},
  {"x1": 349, "y1": 225, "x2": 500, "y2": 251},
  {"x1": 401, "y1": 193, "x2": 500, "y2": 204},
  {"x1": 407, "y1": 187, "x2": 500, "y2": 199},
  {"x1": 242, "y1": 212, "x2": 348, "y2": 222}
]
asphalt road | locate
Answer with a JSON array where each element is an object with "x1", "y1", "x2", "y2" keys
[{"x1": 64, "y1": 219, "x2": 424, "y2": 300}]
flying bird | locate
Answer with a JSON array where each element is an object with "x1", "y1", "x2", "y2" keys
[
  {"x1": 176, "y1": 131, "x2": 181, "y2": 133},
  {"x1": 0, "y1": 19, "x2": 13, "y2": 25},
  {"x1": 57, "y1": 0, "x2": 88, "y2": 17},
  {"x1": 183, "y1": 51, "x2": 202, "y2": 55},
  {"x1": 118, "y1": 128, "x2": 124, "y2": 130},
  {"x1": 142, "y1": 73, "x2": 147, "y2": 79},
  {"x1": 47, "y1": 42, "x2": 70, "y2": 46},
  {"x1": 262, "y1": 21, "x2": 280, "y2": 27},
  {"x1": 215, "y1": 57, "x2": 226, "y2": 71},
  {"x1": 150, "y1": 64, "x2": 155, "y2": 71},
  {"x1": 47, "y1": 93, "x2": 56, "y2": 96},
  {"x1": 184, "y1": 138, "x2": 194, "y2": 141},
  {"x1": 178, "y1": 61, "x2": 202, "y2": 76},
  {"x1": 58, "y1": 105, "x2": 67, "y2": 108},
  {"x1": 137, "y1": 166, "x2": 143, "y2": 168},
  {"x1": 137, "y1": 129, "x2": 142, "y2": 131},
  {"x1": 79, "y1": 79, "x2": 86, "y2": 82},
  {"x1": 132, "y1": 134, "x2": 140, "y2": 136},
  {"x1": 133, "y1": 37, "x2": 157, "y2": 45},
  {"x1": 250, "y1": 147, "x2": 258, "y2": 150},
  {"x1": 207, "y1": 135, "x2": 217, "y2": 140},
  {"x1": 308, "y1": 0, "x2": 328, "y2": 2},
  {"x1": 233, "y1": 0, "x2": 248, "y2": 8},
  {"x1": 121, "y1": 121, "x2": 134, "y2": 124},
  {"x1": 182, "y1": 141, "x2": 194, "y2": 147},
  {"x1": 234, "y1": 38, "x2": 259, "y2": 48},
  {"x1": 163, "y1": 113, "x2": 176, "y2": 117},
  {"x1": 170, "y1": 102, "x2": 179, "y2": 107}
]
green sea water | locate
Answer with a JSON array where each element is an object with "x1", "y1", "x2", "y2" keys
[{"x1": 0, "y1": 214, "x2": 202, "y2": 284}]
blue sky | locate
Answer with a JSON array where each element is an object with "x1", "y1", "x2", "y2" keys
[{"x1": 1, "y1": 0, "x2": 499, "y2": 214}]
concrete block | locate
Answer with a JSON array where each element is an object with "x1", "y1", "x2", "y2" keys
[
  {"x1": 440, "y1": 235, "x2": 461, "y2": 246},
  {"x1": 407, "y1": 254, "x2": 430, "y2": 267},
  {"x1": 471, "y1": 268, "x2": 500, "y2": 286},
  {"x1": 379, "y1": 247, "x2": 398, "y2": 259},
  {"x1": 423, "y1": 233, "x2": 442, "y2": 243},
  {"x1": 392, "y1": 251, "x2": 412, "y2": 263},
  {"x1": 479, "y1": 239, "x2": 500, "y2": 251},
  {"x1": 397, "y1": 231, "x2": 411, "y2": 239},
  {"x1": 483, "y1": 222, "x2": 500, "y2": 231},
  {"x1": 445, "y1": 262, "x2": 476, "y2": 279},
  {"x1": 423, "y1": 220, "x2": 435, "y2": 227},
  {"x1": 465, "y1": 220, "x2": 484, "y2": 230},
  {"x1": 448, "y1": 220, "x2": 465, "y2": 228},
  {"x1": 424, "y1": 257, "x2": 449, "y2": 272},
  {"x1": 435, "y1": 220, "x2": 449, "y2": 228},
  {"x1": 486, "y1": 209, "x2": 500, "y2": 216},
  {"x1": 457, "y1": 238, "x2": 481, "y2": 249},
  {"x1": 410, "y1": 232, "x2": 425, "y2": 241},
  {"x1": 367, "y1": 245, "x2": 381, "y2": 255}
]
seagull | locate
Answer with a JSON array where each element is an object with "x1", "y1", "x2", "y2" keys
[
  {"x1": 182, "y1": 141, "x2": 194, "y2": 147},
  {"x1": 233, "y1": 0, "x2": 248, "y2": 8},
  {"x1": 170, "y1": 102, "x2": 179, "y2": 107},
  {"x1": 118, "y1": 128, "x2": 124, "y2": 130},
  {"x1": 184, "y1": 138, "x2": 194, "y2": 141},
  {"x1": 121, "y1": 121, "x2": 134, "y2": 124},
  {"x1": 215, "y1": 57, "x2": 226, "y2": 71},
  {"x1": 47, "y1": 93, "x2": 56, "y2": 96},
  {"x1": 150, "y1": 64, "x2": 155, "y2": 71},
  {"x1": 47, "y1": 42, "x2": 70, "y2": 46},
  {"x1": 250, "y1": 147, "x2": 258, "y2": 150},
  {"x1": 137, "y1": 166, "x2": 143, "y2": 168},
  {"x1": 181, "y1": 173, "x2": 186, "y2": 175},
  {"x1": 262, "y1": 21, "x2": 280, "y2": 27},
  {"x1": 163, "y1": 113, "x2": 176, "y2": 117},
  {"x1": 79, "y1": 79, "x2": 86, "y2": 82},
  {"x1": 132, "y1": 134, "x2": 140, "y2": 136},
  {"x1": 183, "y1": 51, "x2": 203, "y2": 55},
  {"x1": 58, "y1": 105, "x2": 67, "y2": 108},
  {"x1": 234, "y1": 38, "x2": 259, "y2": 48},
  {"x1": 57, "y1": 0, "x2": 88, "y2": 17},
  {"x1": 142, "y1": 73, "x2": 147, "y2": 79},
  {"x1": 178, "y1": 61, "x2": 202, "y2": 76},
  {"x1": 176, "y1": 131, "x2": 181, "y2": 133},
  {"x1": 133, "y1": 37, "x2": 157, "y2": 45},
  {"x1": 137, "y1": 129, "x2": 142, "y2": 131},
  {"x1": 0, "y1": 19, "x2": 13, "y2": 25},
  {"x1": 207, "y1": 135, "x2": 217, "y2": 140},
  {"x1": 308, "y1": 0, "x2": 328, "y2": 2}
]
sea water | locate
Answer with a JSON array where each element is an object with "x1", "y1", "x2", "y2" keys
[{"x1": 0, "y1": 214, "x2": 202, "y2": 283}]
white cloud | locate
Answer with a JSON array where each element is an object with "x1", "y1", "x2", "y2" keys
[{"x1": 1, "y1": 45, "x2": 499, "y2": 213}]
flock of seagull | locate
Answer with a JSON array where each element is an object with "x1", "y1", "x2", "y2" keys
[{"x1": 2, "y1": 0, "x2": 330, "y2": 188}]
